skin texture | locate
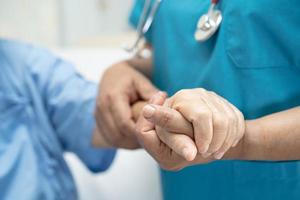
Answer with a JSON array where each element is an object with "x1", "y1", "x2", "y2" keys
[
  {"x1": 135, "y1": 92, "x2": 213, "y2": 170},
  {"x1": 94, "y1": 59, "x2": 157, "y2": 149},
  {"x1": 143, "y1": 88, "x2": 245, "y2": 160},
  {"x1": 94, "y1": 53, "x2": 300, "y2": 171},
  {"x1": 240, "y1": 107, "x2": 300, "y2": 161},
  {"x1": 137, "y1": 93, "x2": 300, "y2": 171},
  {"x1": 92, "y1": 101, "x2": 147, "y2": 148}
]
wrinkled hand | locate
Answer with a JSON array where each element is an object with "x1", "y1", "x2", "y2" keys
[
  {"x1": 95, "y1": 61, "x2": 157, "y2": 149},
  {"x1": 136, "y1": 92, "x2": 212, "y2": 171},
  {"x1": 144, "y1": 88, "x2": 245, "y2": 160}
]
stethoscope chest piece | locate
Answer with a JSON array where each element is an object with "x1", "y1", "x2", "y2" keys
[{"x1": 195, "y1": 4, "x2": 222, "y2": 42}]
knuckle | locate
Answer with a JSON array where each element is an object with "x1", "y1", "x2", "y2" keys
[
  {"x1": 172, "y1": 101, "x2": 184, "y2": 110},
  {"x1": 176, "y1": 89, "x2": 190, "y2": 97},
  {"x1": 159, "y1": 111, "x2": 172, "y2": 128},
  {"x1": 196, "y1": 88, "x2": 206, "y2": 93},
  {"x1": 192, "y1": 109, "x2": 212, "y2": 122},
  {"x1": 208, "y1": 91, "x2": 216, "y2": 96},
  {"x1": 201, "y1": 109, "x2": 213, "y2": 119},
  {"x1": 228, "y1": 113, "x2": 236, "y2": 124},
  {"x1": 214, "y1": 114, "x2": 228, "y2": 130}
]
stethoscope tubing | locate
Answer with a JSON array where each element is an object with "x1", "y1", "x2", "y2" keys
[{"x1": 125, "y1": 0, "x2": 220, "y2": 53}]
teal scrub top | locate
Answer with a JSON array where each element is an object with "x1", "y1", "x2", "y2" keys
[{"x1": 130, "y1": 0, "x2": 300, "y2": 199}]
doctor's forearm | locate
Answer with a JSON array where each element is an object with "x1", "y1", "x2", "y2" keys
[
  {"x1": 225, "y1": 107, "x2": 300, "y2": 161},
  {"x1": 126, "y1": 56, "x2": 153, "y2": 79}
]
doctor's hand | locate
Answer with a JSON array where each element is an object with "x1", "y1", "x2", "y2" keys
[
  {"x1": 146, "y1": 88, "x2": 245, "y2": 160},
  {"x1": 136, "y1": 92, "x2": 213, "y2": 171},
  {"x1": 95, "y1": 61, "x2": 157, "y2": 149}
]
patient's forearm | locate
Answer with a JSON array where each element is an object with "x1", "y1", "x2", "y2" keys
[{"x1": 224, "y1": 107, "x2": 300, "y2": 161}]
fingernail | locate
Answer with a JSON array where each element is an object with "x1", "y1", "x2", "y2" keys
[
  {"x1": 214, "y1": 152, "x2": 225, "y2": 160},
  {"x1": 143, "y1": 105, "x2": 155, "y2": 118},
  {"x1": 182, "y1": 148, "x2": 194, "y2": 161}
]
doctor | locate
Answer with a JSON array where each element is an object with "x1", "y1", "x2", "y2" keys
[{"x1": 98, "y1": 0, "x2": 300, "y2": 199}]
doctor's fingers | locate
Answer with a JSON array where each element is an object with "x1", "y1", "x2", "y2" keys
[
  {"x1": 156, "y1": 126, "x2": 197, "y2": 161},
  {"x1": 135, "y1": 91, "x2": 168, "y2": 136},
  {"x1": 172, "y1": 100, "x2": 214, "y2": 155},
  {"x1": 135, "y1": 92, "x2": 168, "y2": 154},
  {"x1": 200, "y1": 92, "x2": 231, "y2": 157},
  {"x1": 209, "y1": 94, "x2": 245, "y2": 159},
  {"x1": 142, "y1": 104, "x2": 194, "y2": 138}
]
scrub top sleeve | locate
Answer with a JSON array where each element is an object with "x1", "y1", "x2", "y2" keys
[
  {"x1": 129, "y1": 0, "x2": 153, "y2": 44},
  {"x1": 27, "y1": 46, "x2": 116, "y2": 173}
]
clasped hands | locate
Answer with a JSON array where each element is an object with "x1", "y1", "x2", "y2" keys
[
  {"x1": 95, "y1": 62, "x2": 245, "y2": 171},
  {"x1": 134, "y1": 89, "x2": 245, "y2": 170}
]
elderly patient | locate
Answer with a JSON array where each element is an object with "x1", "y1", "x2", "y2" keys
[{"x1": 0, "y1": 39, "x2": 125, "y2": 200}]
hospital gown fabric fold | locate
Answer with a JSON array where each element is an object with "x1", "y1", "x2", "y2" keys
[{"x1": 0, "y1": 39, "x2": 116, "y2": 200}]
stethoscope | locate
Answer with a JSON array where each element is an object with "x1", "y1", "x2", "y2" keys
[{"x1": 125, "y1": 0, "x2": 222, "y2": 55}]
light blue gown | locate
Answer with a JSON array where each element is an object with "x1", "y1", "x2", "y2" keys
[
  {"x1": 0, "y1": 40, "x2": 116, "y2": 200},
  {"x1": 130, "y1": 0, "x2": 300, "y2": 199}
]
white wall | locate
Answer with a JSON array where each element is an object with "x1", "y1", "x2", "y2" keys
[
  {"x1": 59, "y1": 0, "x2": 134, "y2": 46},
  {"x1": 0, "y1": 0, "x2": 59, "y2": 46},
  {"x1": 0, "y1": 0, "x2": 134, "y2": 47}
]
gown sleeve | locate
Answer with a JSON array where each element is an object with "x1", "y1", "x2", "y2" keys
[{"x1": 24, "y1": 42, "x2": 116, "y2": 173}]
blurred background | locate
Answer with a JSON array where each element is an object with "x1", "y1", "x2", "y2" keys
[
  {"x1": 0, "y1": 0, "x2": 136, "y2": 47},
  {"x1": 0, "y1": 0, "x2": 162, "y2": 200}
]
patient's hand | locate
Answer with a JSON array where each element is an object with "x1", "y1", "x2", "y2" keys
[
  {"x1": 132, "y1": 101, "x2": 148, "y2": 122},
  {"x1": 95, "y1": 61, "x2": 157, "y2": 149}
]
